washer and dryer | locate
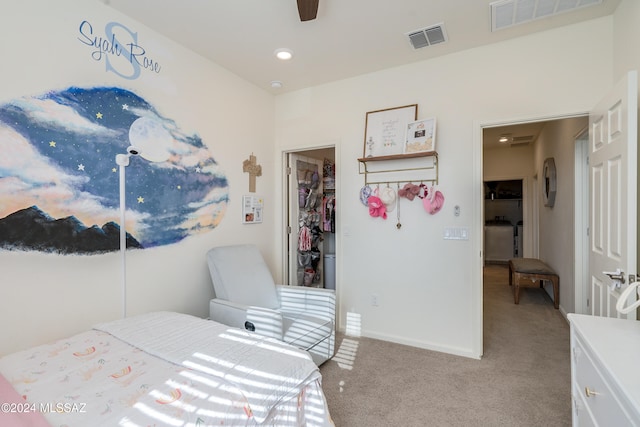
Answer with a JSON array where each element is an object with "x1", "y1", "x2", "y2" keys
[{"x1": 484, "y1": 220, "x2": 514, "y2": 263}]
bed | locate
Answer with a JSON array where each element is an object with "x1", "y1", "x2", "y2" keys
[{"x1": 0, "y1": 311, "x2": 334, "y2": 426}]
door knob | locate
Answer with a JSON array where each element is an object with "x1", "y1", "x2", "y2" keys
[
  {"x1": 603, "y1": 269, "x2": 625, "y2": 289},
  {"x1": 585, "y1": 387, "x2": 599, "y2": 398}
]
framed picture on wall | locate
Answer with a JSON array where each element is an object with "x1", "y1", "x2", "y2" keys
[
  {"x1": 363, "y1": 104, "x2": 417, "y2": 158},
  {"x1": 242, "y1": 195, "x2": 263, "y2": 224},
  {"x1": 404, "y1": 117, "x2": 436, "y2": 154}
]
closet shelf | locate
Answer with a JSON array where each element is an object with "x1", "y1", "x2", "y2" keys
[
  {"x1": 358, "y1": 151, "x2": 438, "y2": 186},
  {"x1": 357, "y1": 151, "x2": 437, "y2": 163}
]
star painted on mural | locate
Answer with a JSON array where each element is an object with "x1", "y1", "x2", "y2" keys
[
  {"x1": 177, "y1": 185, "x2": 181, "y2": 190},
  {"x1": 137, "y1": 196, "x2": 144, "y2": 203},
  {"x1": 49, "y1": 141, "x2": 56, "y2": 147},
  {"x1": 122, "y1": 104, "x2": 129, "y2": 110},
  {"x1": 112, "y1": 167, "x2": 117, "y2": 173},
  {"x1": 195, "y1": 167, "x2": 201, "y2": 173},
  {"x1": 77, "y1": 164, "x2": 85, "y2": 171},
  {"x1": 96, "y1": 112, "x2": 103, "y2": 119}
]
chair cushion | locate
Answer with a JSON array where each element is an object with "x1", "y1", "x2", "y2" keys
[
  {"x1": 207, "y1": 245, "x2": 280, "y2": 310},
  {"x1": 510, "y1": 258, "x2": 556, "y2": 275}
]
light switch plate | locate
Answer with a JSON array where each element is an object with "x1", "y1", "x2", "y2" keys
[{"x1": 443, "y1": 226, "x2": 469, "y2": 240}]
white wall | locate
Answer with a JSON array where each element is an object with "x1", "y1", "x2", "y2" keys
[
  {"x1": 274, "y1": 17, "x2": 613, "y2": 358},
  {"x1": 3, "y1": 2, "x2": 636, "y2": 360},
  {"x1": 613, "y1": 0, "x2": 640, "y2": 275},
  {"x1": 484, "y1": 145, "x2": 535, "y2": 178},
  {"x1": 0, "y1": 1, "x2": 276, "y2": 355},
  {"x1": 534, "y1": 117, "x2": 589, "y2": 314},
  {"x1": 613, "y1": 0, "x2": 640, "y2": 84}
]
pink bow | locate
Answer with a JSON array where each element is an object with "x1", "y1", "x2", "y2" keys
[
  {"x1": 423, "y1": 187, "x2": 445, "y2": 215},
  {"x1": 367, "y1": 196, "x2": 387, "y2": 219},
  {"x1": 398, "y1": 183, "x2": 420, "y2": 201}
]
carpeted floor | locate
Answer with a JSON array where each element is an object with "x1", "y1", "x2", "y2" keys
[{"x1": 319, "y1": 264, "x2": 571, "y2": 427}]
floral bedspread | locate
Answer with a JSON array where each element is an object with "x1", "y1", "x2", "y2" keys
[{"x1": 0, "y1": 312, "x2": 333, "y2": 427}]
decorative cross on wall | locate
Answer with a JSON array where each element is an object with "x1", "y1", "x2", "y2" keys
[{"x1": 242, "y1": 154, "x2": 262, "y2": 193}]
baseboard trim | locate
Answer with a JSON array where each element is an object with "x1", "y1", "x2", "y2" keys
[{"x1": 339, "y1": 328, "x2": 481, "y2": 360}]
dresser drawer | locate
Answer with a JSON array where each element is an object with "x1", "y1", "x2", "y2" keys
[
  {"x1": 572, "y1": 388, "x2": 596, "y2": 427},
  {"x1": 572, "y1": 336, "x2": 635, "y2": 426}
]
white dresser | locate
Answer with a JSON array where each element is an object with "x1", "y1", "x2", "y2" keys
[{"x1": 568, "y1": 314, "x2": 640, "y2": 426}]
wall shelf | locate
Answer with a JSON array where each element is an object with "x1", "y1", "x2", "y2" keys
[{"x1": 357, "y1": 151, "x2": 438, "y2": 186}]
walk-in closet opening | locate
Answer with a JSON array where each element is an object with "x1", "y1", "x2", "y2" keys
[{"x1": 284, "y1": 148, "x2": 337, "y2": 291}]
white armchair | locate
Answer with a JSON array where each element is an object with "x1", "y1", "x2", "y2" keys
[{"x1": 206, "y1": 244, "x2": 335, "y2": 365}]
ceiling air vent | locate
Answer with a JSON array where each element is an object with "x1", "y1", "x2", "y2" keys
[
  {"x1": 510, "y1": 135, "x2": 534, "y2": 146},
  {"x1": 491, "y1": 0, "x2": 603, "y2": 32},
  {"x1": 406, "y1": 23, "x2": 448, "y2": 50}
]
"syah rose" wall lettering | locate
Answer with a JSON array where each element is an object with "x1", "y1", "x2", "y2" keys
[{"x1": 78, "y1": 20, "x2": 161, "y2": 80}]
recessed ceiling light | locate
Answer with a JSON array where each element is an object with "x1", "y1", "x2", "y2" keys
[
  {"x1": 274, "y1": 48, "x2": 293, "y2": 60},
  {"x1": 499, "y1": 134, "x2": 511, "y2": 143},
  {"x1": 270, "y1": 80, "x2": 283, "y2": 89}
]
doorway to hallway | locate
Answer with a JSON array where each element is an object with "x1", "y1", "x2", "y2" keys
[{"x1": 478, "y1": 114, "x2": 588, "y2": 356}]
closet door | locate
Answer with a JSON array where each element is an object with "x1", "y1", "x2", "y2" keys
[{"x1": 287, "y1": 154, "x2": 324, "y2": 286}]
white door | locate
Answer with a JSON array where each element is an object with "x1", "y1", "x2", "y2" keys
[
  {"x1": 575, "y1": 132, "x2": 590, "y2": 315},
  {"x1": 287, "y1": 154, "x2": 324, "y2": 286},
  {"x1": 589, "y1": 70, "x2": 638, "y2": 319}
]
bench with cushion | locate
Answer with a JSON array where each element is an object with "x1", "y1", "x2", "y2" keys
[{"x1": 508, "y1": 258, "x2": 559, "y2": 309}]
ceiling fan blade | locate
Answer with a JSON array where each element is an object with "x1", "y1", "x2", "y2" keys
[{"x1": 297, "y1": 0, "x2": 319, "y2": 21}]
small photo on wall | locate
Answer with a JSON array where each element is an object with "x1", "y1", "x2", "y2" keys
[
  {"x1": 243, "y1": 195, "x2": 263, "y2": 224},
  {"x1": 404, "y1": 117, "x2": 436, "y2": 154}
]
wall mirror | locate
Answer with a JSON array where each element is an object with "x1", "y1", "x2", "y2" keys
[{"x1": 543, "y1": 157, "x2": 557, "y2": 207}]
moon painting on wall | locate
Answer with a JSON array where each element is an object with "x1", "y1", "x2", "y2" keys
[{"x1": 0, "y1": 86, "x2": 229, "y2": 254}]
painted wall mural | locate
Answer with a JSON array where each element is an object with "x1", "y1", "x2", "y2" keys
[{"x1": 0, "y1": 86, "x2": 229, "y2": 254}]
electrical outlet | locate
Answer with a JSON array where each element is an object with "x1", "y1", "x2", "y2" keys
[{"x1": 371, "y1": 294, "x2": 379, "y2": 306}]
